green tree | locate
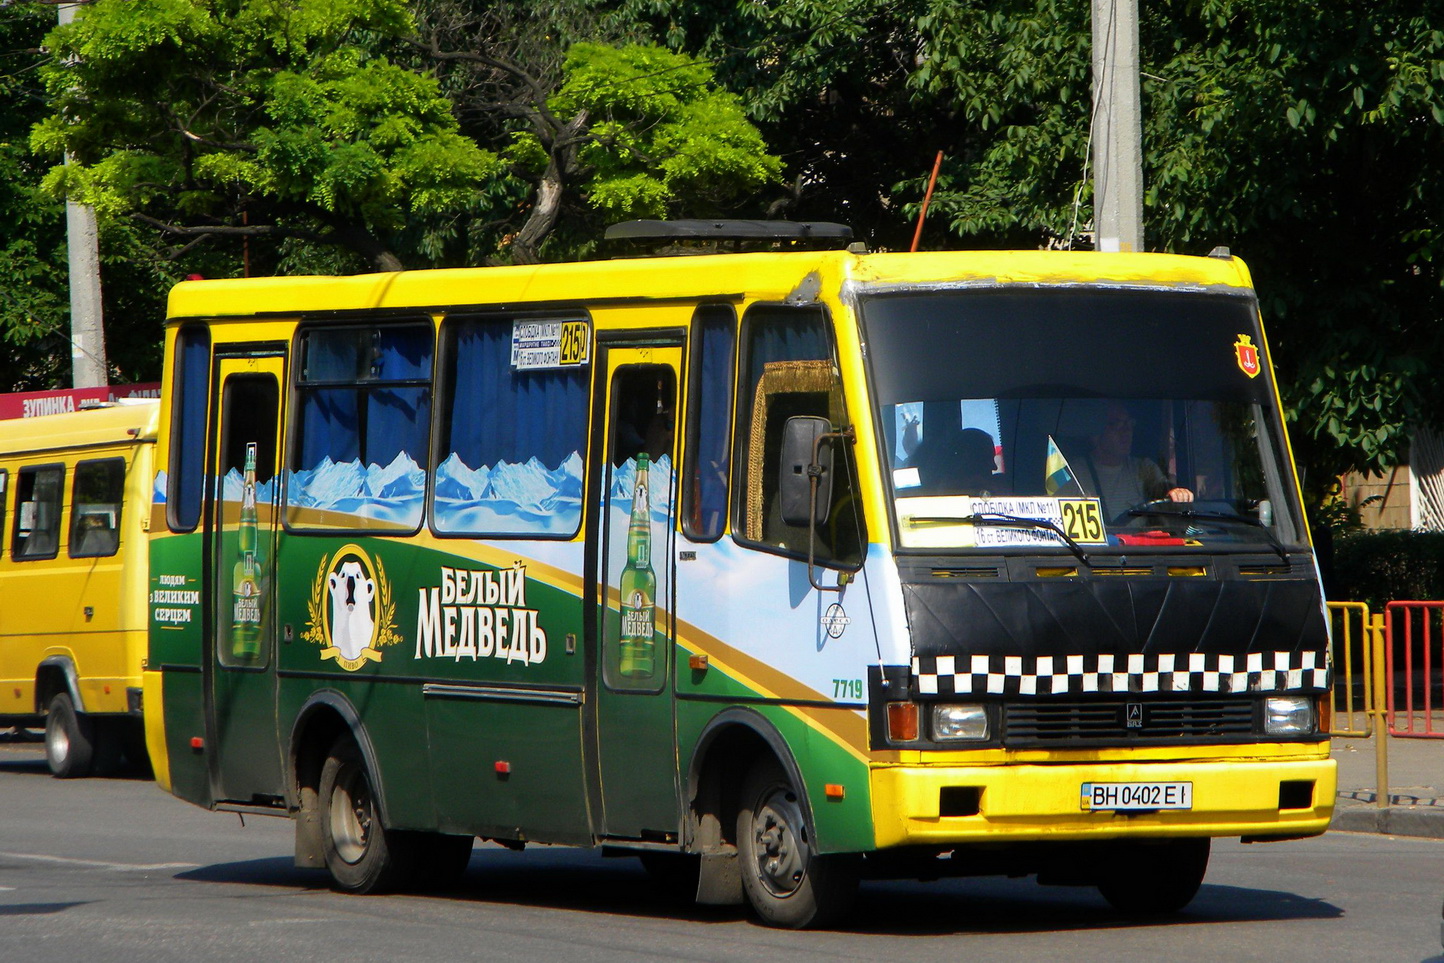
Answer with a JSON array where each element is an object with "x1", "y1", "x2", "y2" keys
[
  {"x1": 628, "y1": 0, "x2": 1444, "y2": 498},
  {"x1": 0, "y1": 4, "x2": 72, "y2": 389},
  {"x1": 0, "y1": 3, "x2": 173, "y2": 389},
  {"x1": 412, "y1": 0, "x2": 782, "y2": 263},
  {"x1": 31, "y1": 0, "x2": 501, "y2": 272}
]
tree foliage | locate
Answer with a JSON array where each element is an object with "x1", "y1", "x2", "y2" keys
[
  {"x1": 410, "y1": 0, "x2": 781, "y2": 263},
  {"x1": 6, "y1": 0, "x2": 1444, "y2": 506},
  {"x1": 0, "y1": 3, "x2": 175, "y2": 387},
  {"x1": 625, "y1": 0, "x2": 1444, "y2": 493},
  {"x1": 32, "y1": 0, "x2": 501, "y2": 272}
]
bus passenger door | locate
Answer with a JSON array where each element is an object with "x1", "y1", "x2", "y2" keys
[
  {"x1": 205, "y1": 353, "x2": 285, "y2": 805},
  {"x1": 587, "y1": 344, "x2": 682, "y2": 840}
]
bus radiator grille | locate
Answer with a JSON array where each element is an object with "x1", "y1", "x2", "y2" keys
[{"x1": 1003, "y1": 698, "x2": 1255, "y2": 746}]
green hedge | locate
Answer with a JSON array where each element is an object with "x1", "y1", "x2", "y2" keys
[{"x1": 1329, "y1": 530, "x2": 1444, "y2": 608}]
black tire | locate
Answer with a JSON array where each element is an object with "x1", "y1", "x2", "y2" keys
[
  {"x1": 1097, "y1": 838, "x2": 1211, "y2": 916},
  {"x1": 318, "y1": 736, "x2": 414, "y2": 893},
  {"x1": 736, "y1": 758, "x2": 858, "y2": 929},
  {"x1": 44, "y1": 692, "x2": 95, "y2": 779}
]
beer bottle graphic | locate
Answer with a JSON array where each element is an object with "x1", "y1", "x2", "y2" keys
[
  {"x1": 231, "y1": 442, "x2": 262, "y2": 660},
  {"x1": 618, "y1": 452, "x2": 656, "y2": 677}
]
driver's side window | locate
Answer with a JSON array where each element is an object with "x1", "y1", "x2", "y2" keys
[{"x1": 733, "y1": 305, "x2": 863, "y2": 566}]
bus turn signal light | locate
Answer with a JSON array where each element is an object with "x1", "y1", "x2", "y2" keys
[{"x1": 886, "y1": 702, "x2": 919, "y2": 742}]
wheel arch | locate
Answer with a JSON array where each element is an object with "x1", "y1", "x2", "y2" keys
[
  {"x1": 35, "y1": 657, "x2": 83, "y2": 715},
  {"x1": 288, "y1": 690, "x2": 388, "y2": 822},
  {"x1": 685, "y1": 707, "x2": 815, "y2": 855}
]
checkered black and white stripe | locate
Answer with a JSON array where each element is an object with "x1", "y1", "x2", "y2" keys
[{"x1": 911, "y1": 650, "x2": 1329, "y2": 697}]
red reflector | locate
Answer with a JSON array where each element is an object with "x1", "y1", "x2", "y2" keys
[
  {"x1": 887, "y1": 702, "x2": 919, "y2": 742},
  {"x1": 824, "y1": 783, "x2": 845, "y2": 800},
  {"x1": 189, "y1": 737, "x2": 204, "y2": 750},
  {"x1": 494, "y1": 761, "x2": 511, "y2": 775}
]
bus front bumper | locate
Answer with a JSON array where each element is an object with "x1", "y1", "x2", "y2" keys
[{"x1": 869, "y1": 754, "x2": 1336, "y2": 849}]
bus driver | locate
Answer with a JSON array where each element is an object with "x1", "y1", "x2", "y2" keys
[{"x1": 1080, "y1": 401, "x2": 1192, "y2": 519}]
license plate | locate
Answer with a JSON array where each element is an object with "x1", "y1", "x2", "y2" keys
[{"x1": 1081, "y1": 781, "x2": 1193, "y2": 811}]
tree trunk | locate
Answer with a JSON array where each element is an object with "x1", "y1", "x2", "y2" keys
[{"x1": 510, "y1": 110, "x2": 588, "y2": 265}]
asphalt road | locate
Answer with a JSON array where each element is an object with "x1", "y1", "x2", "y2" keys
[{"x1": 2, "y1": 739, "x2": 1442, "y2": 963}]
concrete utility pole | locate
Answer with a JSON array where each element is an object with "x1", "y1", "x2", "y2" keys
[
  {"x1": 1091, "y1": 0, "x2": 1144, "y2": 253},
  {"x1": 58, "y1": 1, "x2": 108, "y2": 389}
]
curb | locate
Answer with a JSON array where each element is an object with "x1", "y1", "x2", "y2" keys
[{"x1": 1331, "y1": 801, "x2": 1444, "y2": 839}]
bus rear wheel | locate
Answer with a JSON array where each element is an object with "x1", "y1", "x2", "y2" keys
[
  {"x1": 319, "y1": 736, "x2": 414, "y2": 894},
  {"x1": 1096, "y1": 838, "x2": 1211, "y2": 916},
  {"x1": 44, "y1": 693, "x2": 94, "y2": 779},
  {"x1": 736, "y1": 758, "x2": 857, "y2": 929}
]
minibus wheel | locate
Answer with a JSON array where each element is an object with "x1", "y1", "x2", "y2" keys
[
  {"x1": 736, "y1": 758, "x2": 857, "y2": 928},
  {"x1": 319, "y1": 735, "x2": 413, "y2": 893},
  {"x1": 44, "y1": 693, "x2": 95, "y2": 779},
  {"x1": 1096, "y1": 837, "x2": 1210, "y2": 916}
]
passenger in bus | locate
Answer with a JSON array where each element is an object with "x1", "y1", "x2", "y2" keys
[
  {"x1": 614, "y1": 374, "x2": 675, "y2": 466},
  {"x1": 74, "y1": 512, "x2": 118, "y2": 556},
  {"x1": 908, "y1": 417, "x2": 1003, "y2": 495},
  {"x1": 1080, "y1": 402, "x2": 1192, "y2": 518}
]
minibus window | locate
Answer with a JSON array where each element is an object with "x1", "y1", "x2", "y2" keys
[
  {"x1": 13, "y1": 465, "x2": 63, "y2": 560},
  {"x1": 733, "y1": 305, "x2": 863, "y2": 566},
  {"x1": 289, "y1": 322, "x2": 432, "y2": 533},
  {"x1": 682, "y1": 306, "x2": 735, "y2": 542},
  {"x1": 433, "y1": 317, "x2": 589, "y2": 538},
  {"x1": 862, "y1": 289, "x2": 1303, "y2": 553},
  {"x1": 168, "y1": 325, "x2": 210, "y2": 531},
  {"x1": 70, "y1": 458, "x2": 124, "y2": 558}
]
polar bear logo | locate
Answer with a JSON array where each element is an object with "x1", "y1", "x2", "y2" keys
[{"x1": 328, "y1": 559, "x2": 376, "y2": 662}]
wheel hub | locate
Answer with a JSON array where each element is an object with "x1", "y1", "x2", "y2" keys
[
  {"x1": 329, "y1": 765, "x2": 373, "y2": 865},
  {"x1": 751, "y1": 789, "x2": 810, "y2": 897}
]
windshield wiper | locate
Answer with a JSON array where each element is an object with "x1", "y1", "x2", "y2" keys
[
  {"x1": 1124, "y1": 504, "x2": 1290, "y2": 564},
  {"x1": 907, "y1": 512, "x2": 1091, "y2": 566}
]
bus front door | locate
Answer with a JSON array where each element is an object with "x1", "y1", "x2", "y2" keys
[
  {"x1": 587, "y1": 344, "x2": 682, "y2": 841},
  {"x1": 205, "y1": 352, "x2": 285, "y2": 805}
]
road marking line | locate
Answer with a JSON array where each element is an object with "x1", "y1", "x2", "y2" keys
[{"x1": 0, "y1": 852, "x2": 198, "y2": 872}]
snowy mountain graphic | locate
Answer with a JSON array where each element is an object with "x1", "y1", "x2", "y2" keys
[
  {"x1": 171, "y1": 449, "x2": 670, "y2": 534},
  {"x1": 433, "y1": 450, "x2": 585, "y2": 534}
]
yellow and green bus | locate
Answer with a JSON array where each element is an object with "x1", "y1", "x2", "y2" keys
[
  {"x1": 0, "y1": 400, "x2": 158, "y2": 777},
  {"x1": 145, "y1": 222, "x2": 1333, "y2": 927}
]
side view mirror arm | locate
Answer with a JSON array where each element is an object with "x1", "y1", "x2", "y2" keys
[{"x1": 807, "y1": 426, "x2": 855, "y2": 593}]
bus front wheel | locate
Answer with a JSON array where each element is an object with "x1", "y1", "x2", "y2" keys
[
  {"x1": 1096, "y1": 838, "x2": 1211, "y2": 916},
  {"x1": 44, "y1": 693, "x2": 95, "y2": 779},
  {"x1": 736, "y1": 758, "x2": 857, "y2": 929},
  {"x1": 319, "y1": 736, "x2": 412, "y2": 894}
]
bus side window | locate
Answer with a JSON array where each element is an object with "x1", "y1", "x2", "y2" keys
[
  {"x1": 70, "y1": 458, "x2": 124, "y2": 558},
  {"x1": 289, "y1": 322, "x2": 433, "y2": 534},
  {"x1": 168, "y1": 325, "x2": 210, "y2": 532},
  {"x1": 433, "y1": 316, "x2": 589, "y2": 538},
  {"x1": 13, "y1": 465, "x2": 63, "y2": 560},
  {"x1": 733, "y1": 305, "x2": 864, "y2": 567},
  {"x1": 682, "y1": 306, "x2": 735, "y2": 541}
]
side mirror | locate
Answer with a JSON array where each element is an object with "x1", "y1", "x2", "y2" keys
[{"x1": 780, "y1": 415, "x2": 834, "y2": 526}]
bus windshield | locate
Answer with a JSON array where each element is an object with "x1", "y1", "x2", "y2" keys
[{"x1": 860, "y1": 287, "x2": 1305, "y2": 554}]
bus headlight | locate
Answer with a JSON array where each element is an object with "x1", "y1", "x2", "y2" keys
[
  {"x1": 932, "y1": 704, "x2": 990, "y2": 741},
  {"x1": 1263, "y1": 695, "x2": 1315, "y2": 736}
]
